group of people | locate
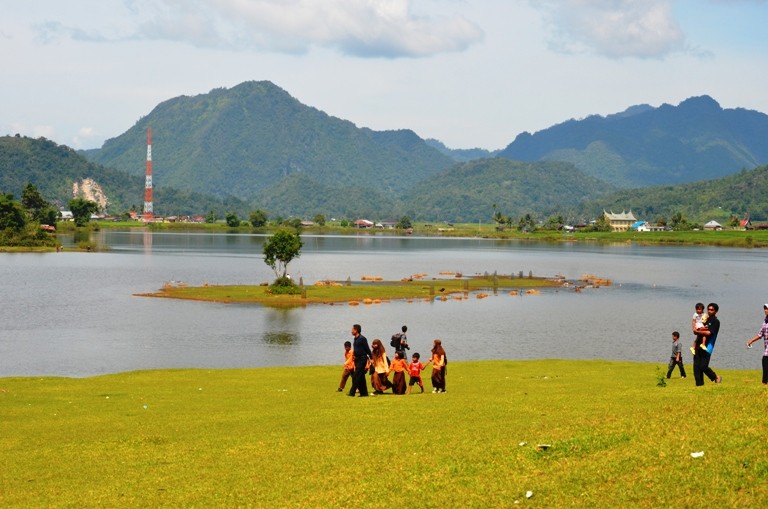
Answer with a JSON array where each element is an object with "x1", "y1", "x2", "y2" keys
[
  {"x1": 667, "y1": 301, "x2": 768, "y2": 385},
  {"x1": 338, "y1": 324, "x2": 447, "y2": 397},
  {"x1": 667, "y1": 302, "x2": 721, "y2": 385}
]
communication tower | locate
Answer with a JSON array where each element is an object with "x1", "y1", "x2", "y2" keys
[{"x1": 143, "y1": 128, "x2": 154, "y2": 222}]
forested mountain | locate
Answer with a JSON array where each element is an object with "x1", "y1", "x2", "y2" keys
[
  {"x1": 251, "y1": 173, "x2": 394, "y2": 220},
  {"x1": 425, "y1": 139, "x2": 498, "y2": 162},
  {"x1": 580, "y1": 164, "x2": 768, "y2": 223},
  {"x1": 0, "y1": 135, "x2": 248, "y2": 217},
  {"x1": 498, "y1": 96, "x2": 768, "y2": 188},
  {"x1": 401, "y1": 158, "x2": 614, "y2": 223},
  {"x1": 84, "y1": 81, "x2": 455, "y2": 207}
]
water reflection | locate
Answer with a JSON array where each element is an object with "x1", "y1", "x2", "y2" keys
[
  {"x1": 143, "y1": 229, "x2": 152, "y2": 254},
  {"x1": 261, "y1": 331, "x2": 298, "y2": 345},
  {"x1": 73, "y1": 230, "x2": 90, "y2": 245}
]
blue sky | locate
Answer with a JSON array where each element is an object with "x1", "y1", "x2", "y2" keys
[{"x1": 2, "y1": 0, "x2": 766, "y2": 151}]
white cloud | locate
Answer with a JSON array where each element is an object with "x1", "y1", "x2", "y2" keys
[
  {"x1": 72, "y1": 127, "x2": 99, "y2": 148},
  {"x1": 529, "y1": 0, "x2": 686, "y2": 58},
  {"x1": 32, "y1": 125, "x2": 56, "y2": 139},
  {"x1": 37, "y1": 0, "x2": 484, "y2": 58}
]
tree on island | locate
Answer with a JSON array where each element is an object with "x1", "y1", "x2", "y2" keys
[
  {"x1": 263, "y1": 229, "x2": 303, "y2": 292},
  {"x1": 68, "y1": 198, "x2": 99, "y2": 227}
]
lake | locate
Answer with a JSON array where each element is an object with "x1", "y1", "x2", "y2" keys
[{"x1": 1, "y1": 230, "x2": 766, "y2": 377}]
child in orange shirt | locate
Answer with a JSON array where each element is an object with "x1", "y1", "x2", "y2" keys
[
  {"x1": 406, "y1": 352, "x2": 430, "y2": 394},
  {"x1": 337, "y1": 341, "x2": 354, "y2": 392},
  {"x1": 390, "y1": 351, "x2": 408, "y2": 394}
]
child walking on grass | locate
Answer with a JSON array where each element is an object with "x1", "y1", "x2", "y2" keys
[
  {"x1": 666, "y1": 331, "x2": 686, "y2": 379},
  {"x1": 390, "y1": 351, "x2": 408, "y2": 394},
  {"x1": 406, "y1": 353, "x2": 429, "y2": 394},
  {"x1": 337, "y1": 341, "x2": 354, "y2": 392}
]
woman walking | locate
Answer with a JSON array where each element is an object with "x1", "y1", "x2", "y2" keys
[
  {"x1": 430, "y1": 339, "x2": 447, "y2": 393},
  {"x1": 745, "y1": 303, "x2": 768, "y2": 384},
  {"x1": 370, "y1": 339, "x2": 393, "y2": 394}
]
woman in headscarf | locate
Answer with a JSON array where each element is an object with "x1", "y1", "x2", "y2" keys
[
  {"x1": 430, "y1": 339, "x2": 447, "y2": 393},
  {"x1": 370, "y1": 338, "x2": 393, "y2": 394}
]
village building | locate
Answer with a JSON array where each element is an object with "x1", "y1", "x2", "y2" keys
[
  {"x1": 704, "y1": 220, "x2": 723, "y2": 230},
  {"x1": 353, "y1": 219, "x2": 374, "y2": 228},
  {"x1": 630, "y1": 220, "x2": 666, "y2": 232},
  {"x1": 603, "y1": 210, "x2": 637, "y2": 232}
]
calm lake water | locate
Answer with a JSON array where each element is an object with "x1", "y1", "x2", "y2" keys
[{"x1": 1, "y1": 230, "x2": 766, "y2": 377}]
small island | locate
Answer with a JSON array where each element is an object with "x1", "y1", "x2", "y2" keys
[{"x1": 135, "y1": 272, "x2": 610, "y2": 307}]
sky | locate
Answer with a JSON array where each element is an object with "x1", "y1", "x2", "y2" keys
[{"x1": 2, "y1": 0, "x2": 767, "y2": 151}]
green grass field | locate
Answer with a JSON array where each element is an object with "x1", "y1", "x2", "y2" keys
[{"x1": 1, "y1": 360, "x2": 766, "y2": 508}]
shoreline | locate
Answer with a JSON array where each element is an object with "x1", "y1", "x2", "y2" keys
[
  {"x1": 0, "y1": 358, "x2": 759, "y2": 381},
  {"x1": 4, "y1": 221, "x2": 768, "y2": 251}
]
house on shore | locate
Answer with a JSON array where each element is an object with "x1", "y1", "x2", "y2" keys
[
  {"x1": 353, "y1": 219, "x2": 374, "y2": 228},
  {"x1": 630, "y1": 220, "x2": 666, "y2": 232},
  {"x1": 704, "y1": 220, "x2": 723, "y2": 231},
  {"x1": 603, "y1": 210, "x2": 637, "y2": 232}
]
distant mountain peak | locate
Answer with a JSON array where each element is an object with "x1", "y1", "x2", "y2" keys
[
  {"x1": 607, "y1": 104, "x2": 654, "y2": 120},
  {"x1": 677, "y1": 94, "x2": 721, "y2": 111}
]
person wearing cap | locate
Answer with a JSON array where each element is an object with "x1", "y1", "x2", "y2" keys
[
  {"x1": 693, "y1": 303, "x2": 722, "y2": 386},
  {"x1": 745, "y1": 304, "x2": 768, "y2": 384}
]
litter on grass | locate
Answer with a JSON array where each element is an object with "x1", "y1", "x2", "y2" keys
[{"x1": 691, "y1": 451, "x2": 704, "y2": 458}]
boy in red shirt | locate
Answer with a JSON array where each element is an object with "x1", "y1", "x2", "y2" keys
[{"x1": 406, "y1": 352, "x2": 431, "y2": 394}]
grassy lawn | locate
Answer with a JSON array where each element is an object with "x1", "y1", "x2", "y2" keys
[
  {"x1": 136, "y1": 276, "x2": 567, "y2": 306},
  {"x1": 1, "y1": 360, "x2": 765, "y2": 508}
]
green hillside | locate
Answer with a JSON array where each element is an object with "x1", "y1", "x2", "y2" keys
[
  {"x1": 581, "y1": 164, "x2": 768, "y2": 223},
  {"x1": 84, "y1": 81, "x2": 455, "y2": 202},
  {"x1": 253, "y1": 173, "x2": 394, "y2": 219},
  {"x1": 0, "y1": 135, "x2": 248, "y2": 217},
  {"x1": 402, "y1": 158, "x2": 614, "y2": 223}
]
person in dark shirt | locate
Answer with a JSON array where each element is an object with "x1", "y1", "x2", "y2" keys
[
  {"x1": 693, "y1": 303, "x2": 722, "y2": 386},
  {"x1": 348, "y1": 324, "x2": 373, "y2": 397}
]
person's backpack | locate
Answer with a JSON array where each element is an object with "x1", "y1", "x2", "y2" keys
[{"x1": 390, "y1": 333, "x2": 402, "y2": 348}]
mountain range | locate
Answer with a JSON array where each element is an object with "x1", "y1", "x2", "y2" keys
[
  {"x1": 3, "y1": 80, "x2": 768, "y2": 222},
  {"x1": 498, "y1": 95, "x2": 768, "y2": 188}
]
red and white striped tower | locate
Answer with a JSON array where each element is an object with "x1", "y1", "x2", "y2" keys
[{"x1": 143, "y1": 128, "x2": 154, "y2": 222}]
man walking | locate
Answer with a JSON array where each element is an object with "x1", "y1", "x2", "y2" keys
[
  {"x1": 348, "y1": 324, "x2": 372, "y2": 397},
  {"x1": 693, "y1": 303, "x2": 722, "y2": 386}
]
